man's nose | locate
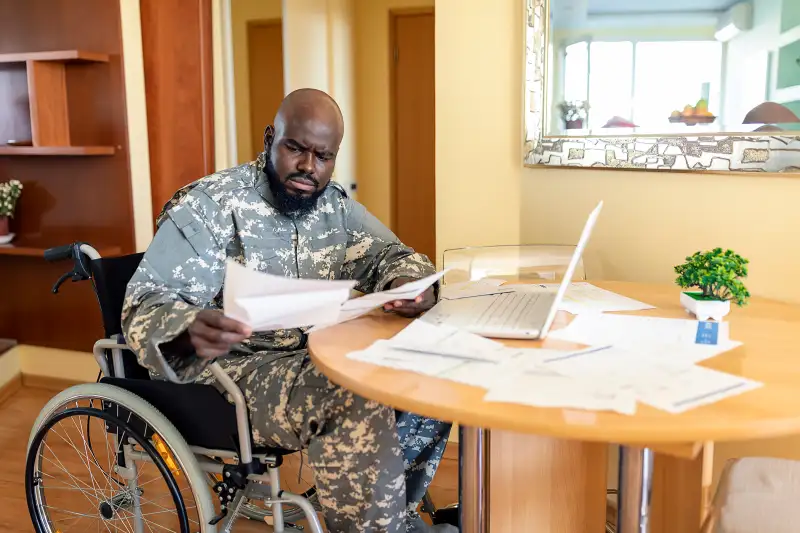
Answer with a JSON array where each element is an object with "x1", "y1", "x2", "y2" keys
[{"x1": 298, "y1": 152, "x2": 314, "y2": 175}]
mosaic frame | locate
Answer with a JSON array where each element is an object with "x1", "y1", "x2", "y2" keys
[{"x1": 523, "y1": 0, "x2": 800, "y2": 173}]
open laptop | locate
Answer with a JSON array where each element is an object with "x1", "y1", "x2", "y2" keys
[{"x1": 421, "y1": 201, "x2": 603, "y2": 339}]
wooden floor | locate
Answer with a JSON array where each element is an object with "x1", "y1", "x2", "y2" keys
[{"x1": 0, "y1": 386, "x2": 458, "y2": 532}]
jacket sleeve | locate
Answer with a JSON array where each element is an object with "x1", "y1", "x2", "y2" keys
[
  {"x1": 340, "y1": 197, "x2": 439, "y2": 295},
  {"x1": 121, "y1": 193, "x2": 230, "y2": 384}
]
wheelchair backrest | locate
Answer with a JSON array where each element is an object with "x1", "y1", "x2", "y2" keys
[{"x1": 90, "y1": 253, "x2": 151, "y2": 380}]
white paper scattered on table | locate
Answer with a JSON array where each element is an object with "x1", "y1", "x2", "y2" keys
[
  {"x1": 387, "y1": 319, "x2": 510, "y2": 362},
  {"x1": 632, "y1": 365, "x2": 763, "y2": 414},
  {"x1": 483, "y1": 371, "x2": 638, "y2": 415},
  {"x1": 547, "y1": 313, "x2": 742, "y2": 364},
  {"x1": 344, "y1": 317, "x2": 760, "y2": 416},
  {"x1": 224, "y1": 260, "x2": 445, "y2": 332}
]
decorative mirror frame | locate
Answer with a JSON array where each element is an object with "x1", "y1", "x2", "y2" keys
[{"x1": 523, "y1": 0, "x2": 800, "y2": 173}]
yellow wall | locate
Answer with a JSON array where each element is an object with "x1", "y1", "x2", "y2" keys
[
  {"x1": 230, "y1": 0, "x2": 282, "y2": 164},
  {"x1": 435, "y1": 0, "x2": 800, "y2": 493},
  {"x1": 434, "y1": 0, "x2": 523, "y2": 265},
  {"x1": 353, "y1": 0, "x2": 434, "y2": 227}
]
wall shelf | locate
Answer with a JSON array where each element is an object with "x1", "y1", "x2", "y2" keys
[
  {"x1": 0, "y1": 50, "x2": 109, "y2": 64},
  {"x1": 0, "y1": 49, "x2": 113, "y2": 156},
  {"x1": 0, "y1": 146, "x2": 115, "y2": 156}
]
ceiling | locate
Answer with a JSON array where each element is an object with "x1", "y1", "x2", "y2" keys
[
  {"x1": 585, "y1": 0, "x2": 739, "y2": 14},
  {"x1": 550, "y1": 0, "x2": 742, "y2": 29}
]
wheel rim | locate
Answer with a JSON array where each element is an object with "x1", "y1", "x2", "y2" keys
[{"x1": 26, "y1": 400, "x2": 195, "y2": 533}]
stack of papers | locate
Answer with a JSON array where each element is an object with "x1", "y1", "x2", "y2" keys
[
  {"x1": 223, "y1": 260, "x2": 445, "y2": 331},
  {"x1": 346, "y1": 315, "x2": 760, "y2": 415}
]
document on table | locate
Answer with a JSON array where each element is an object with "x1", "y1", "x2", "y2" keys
[
  {"x1": 386, "y1": 319, "x2": 510, "y2": 362},
  {"x1": 504, "y1": 282, "x2": 655, "y2": 314},
  {"x1": 483, "y1": 371, "x2": 638, "y2": 415},
  {"x1": 546, "y1": 313, "x2": 743, "y2": 364},
  {"x1": 224, "y1": 260, "x2": 446, "y2": 332},
  {"x1": 535, "y1": 344, "x2": 762, "y2": 413}
]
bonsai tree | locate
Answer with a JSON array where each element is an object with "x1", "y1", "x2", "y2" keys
[{"x1": 674, "y1": 248, "x2": 750, "y2": 306}]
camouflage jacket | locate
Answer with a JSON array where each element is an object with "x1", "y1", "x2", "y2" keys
[{"x1": 121, "y1": 153, "x2": 437, "y2": 387}]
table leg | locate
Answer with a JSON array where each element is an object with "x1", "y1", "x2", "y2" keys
[
  {"x1": 458, "y1": 425, "x2": 489, "y2": 533},
  {"x1": 616, "y1": 446, "x2": 655, "y2": 533}
]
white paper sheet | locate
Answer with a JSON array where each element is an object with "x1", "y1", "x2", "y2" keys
[
  {"x1": 546, "y1": 313, "x2": 742, "y2": 364},
  {"x1": 225, "y1": 260, "x2": 446, "y2": 332},
  {"x1": 308, "y1": 270, "x2": 447, "y2": 331},
  {"x1": 535, "y1": 344, "x2": 762, "y2": 413},
  {"x1": 504, "y1": 282, "x2": 655, "y2": 314},
  {"x1": 483, "y1": 371, "x2": 638, "y2": 415},
  {"x1": 223, "y1": 260, "x2": 356, "y2": 331},
  {"x1": 346, "y1": 339, "x2": 467, "y2": 376},
  {"x1": 627, "y1": 365, "x2": 763, "y2": 414},
  {"x1": 387, "y1": 319, "x2": 510, "y2": 362}
]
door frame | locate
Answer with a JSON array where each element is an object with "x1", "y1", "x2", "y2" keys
[
  {"x1": 388, "y1": 7, "x2": 435, "y2": 234},
  {"x1": 245, "y1": 18, "x2": 283, "y2": 159}
]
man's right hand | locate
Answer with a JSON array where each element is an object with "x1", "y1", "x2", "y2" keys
[{"x1": 188, "y1": 310, "x2": 252, "y2": 359}]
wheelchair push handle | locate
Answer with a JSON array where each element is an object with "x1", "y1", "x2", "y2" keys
[
  {"x1": 44, "y1": 241, "x2": 102, "y2": 294},
  {"x1": 43, "y1": 244, "x2": 75, "y2": 262}
]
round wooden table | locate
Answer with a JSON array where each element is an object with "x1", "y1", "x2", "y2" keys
[{"x1": 308, "y1": 281, "x2": 800, "y2": 533}]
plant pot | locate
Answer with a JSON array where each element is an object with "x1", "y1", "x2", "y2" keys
[
  {"x1": 566, "y1": 119, "x2": 584, "y2": 130},
  {"x1": 0, "y1": 216, "x2": 8, "y2": 236},
  {"x1": 680, "y1": 291, "x2": 730, "y2": 321}
]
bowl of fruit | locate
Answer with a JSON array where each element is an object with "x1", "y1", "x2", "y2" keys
[{"x1": 669, "y1": 99, "x2": 716, "y2": 126}]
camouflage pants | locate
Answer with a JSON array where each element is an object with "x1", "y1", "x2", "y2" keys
[{"x1": 238, "y1": 352, "x2": 452, "y2": 533}]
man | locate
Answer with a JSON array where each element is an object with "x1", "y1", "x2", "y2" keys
[{"x1": 122, "y1": 88, "x2": 454, "y2": 533}]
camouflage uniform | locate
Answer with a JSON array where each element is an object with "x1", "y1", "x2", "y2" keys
[{"x1": 121, "y1": 153, "x2": 453, "y2": 533}]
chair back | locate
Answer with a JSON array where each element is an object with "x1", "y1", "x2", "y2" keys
[
  {"x1": 90, "y1": 253, "x2": 151, "y2": 380},
  {"x1": 702, "y1": 457, "x2": 800, "y2": 533},
  {"x1": 441, "y1": 244, "x2": 586, "y2": 286}
]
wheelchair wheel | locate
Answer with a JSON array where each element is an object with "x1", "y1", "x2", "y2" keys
[{"x1": 27, "y1": 383, "x2": 217, "y2": 533}]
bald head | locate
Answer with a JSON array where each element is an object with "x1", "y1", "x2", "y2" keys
[
  {"x1": 263, "y1": 88, "x2": 344, "y2": 215},
  {"x1": 273, "y1": 88, "x2": 344, "y2": 143}
]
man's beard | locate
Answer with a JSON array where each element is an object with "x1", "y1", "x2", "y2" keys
[{"x1": 265, "y1": 157, "x2": 325, "y2": 216}]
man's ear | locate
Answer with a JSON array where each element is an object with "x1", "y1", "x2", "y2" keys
[{"x1": 263, "y1": 125, "x2": 275, "y2": 151}]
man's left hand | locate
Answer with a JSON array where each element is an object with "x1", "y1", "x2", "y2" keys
[{"x1": 383, "y1": 277, "x2": 437, "y2": 318}]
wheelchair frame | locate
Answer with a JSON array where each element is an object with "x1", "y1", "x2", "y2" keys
[{"x1": 35, "y1": 242, "x2": 324, "y2": 533}]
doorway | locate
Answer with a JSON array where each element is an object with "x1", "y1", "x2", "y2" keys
[
  {"x1": 390, "y1": 10, "x2": 436, "y2": 263},
  {"x1": 247, "y1": 19, "x2": 284, "y2": 161}
]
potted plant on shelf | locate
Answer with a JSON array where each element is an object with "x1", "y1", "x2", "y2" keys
[
  {"x1": 0, "y1": 179, "x2": 22, "y2": 244},
  {"x1": 674, "y1": 248, "x2": 750, "y2": 321}
]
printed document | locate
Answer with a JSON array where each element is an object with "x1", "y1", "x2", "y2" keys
[
  {"x1": 223, "y1": 260, "x2": 445, "y2": 331},
  {"x1": 546, "y1": 313, "x2": 742, "y2": 363}
]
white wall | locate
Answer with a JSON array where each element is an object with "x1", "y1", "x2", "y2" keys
[{"x1": 721, "y1": 0, "x2": 780, "y2": 125}]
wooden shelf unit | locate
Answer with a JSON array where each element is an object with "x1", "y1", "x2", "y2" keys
[{"x1": 0, "y1": 49, "x2": 115, "y2": 156}]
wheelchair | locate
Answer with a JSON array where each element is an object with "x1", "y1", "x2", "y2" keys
[{"x1": 24, "y1": 242, "x2": 453, "y2": 533}]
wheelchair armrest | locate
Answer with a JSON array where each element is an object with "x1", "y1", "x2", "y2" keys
[
  {"x1": 209, "y1": 362, "x2": 253, "y2": 465},
  {"x1": 93, "y1": 338, "x2": 254, "y2": 466},
  {"x1": 92, "y1": 338, "x2": 128, "y2": 378}
]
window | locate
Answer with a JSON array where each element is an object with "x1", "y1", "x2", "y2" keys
[{"x1": 562, "y1": 40, "x2": 723, "y2": 130}]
